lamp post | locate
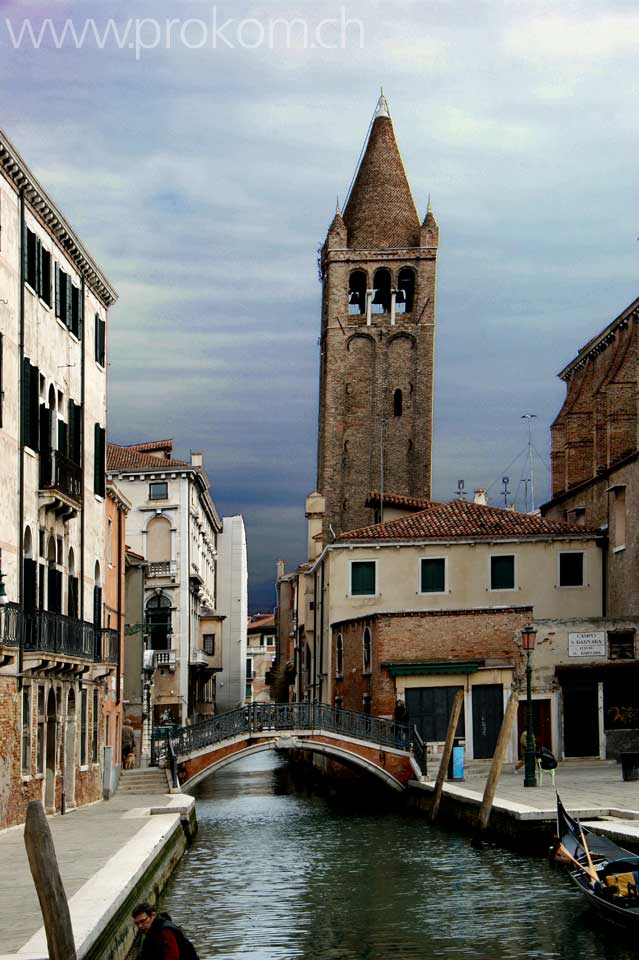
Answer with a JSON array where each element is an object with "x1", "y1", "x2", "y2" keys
[{"x1": 521, "y1": 624, "x2": 537, "y2": 787}]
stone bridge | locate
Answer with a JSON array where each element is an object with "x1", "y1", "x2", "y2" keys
[{"x1": 151, "y1": 703, "x2": 422, "y2": 792}]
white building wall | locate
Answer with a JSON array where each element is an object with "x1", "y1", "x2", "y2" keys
[{"x1": 216, "y1": 515, "x2": 248, "y2": 712}]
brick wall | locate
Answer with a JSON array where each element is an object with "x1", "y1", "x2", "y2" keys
[{"x1": 332, "y1": 607, "x2": 531, "y2": 716}]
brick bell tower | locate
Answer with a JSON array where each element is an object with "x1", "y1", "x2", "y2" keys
[{"x1": 316, "y1": 93, "x2": 439, "y2": 537}]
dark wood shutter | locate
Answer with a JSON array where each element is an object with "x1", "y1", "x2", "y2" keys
[
  {"x1": 68, "y1": 575, "x2": 79, "y2": 619},
  {"x1": 58, "y1": 419, "x2": 68, "y2": 457},
  {"x1": 23, "y1": 558, "x2": 37, "y2": 612},
  {"x1": 21, "y1": 357, "x2": 31, "y2": 446},
  {"x1": 55, "y1": 263, "x2": 60, "y2": 318},
  {"x1": 39, "y1": 405, "x2": 50, "y2": 485},
  {"x1": 94, "y1": 313, "x2": 99, "y2": 362},
  {"x1": 30, "y1": 363, "x2": 39, "y2": 451},
  {"x1": 74, "y1": 402, "x2": 82, "y2": 463},
  {"x1": 71, "y1": 285, "x2": 80, "y2": 338},
  {"x1": 26, "y1": 228, "x2": 37, "y2": 290},
  {"x1": 93, "y1": 584, "x2": 102, "y2": 629},
  {"x1": 65, "y1": 275, "x2": 72, "y2": 329},
  {"x1": 94, "y1": 423, "x2": 105, "y2": 496},
  {"x1": 41, "y1": 249, "x2": 51, "y2": 306}
]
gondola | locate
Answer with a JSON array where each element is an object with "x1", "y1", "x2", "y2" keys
[{"x1": 554, "y1": 795, "x2": 639, "y2": 928}]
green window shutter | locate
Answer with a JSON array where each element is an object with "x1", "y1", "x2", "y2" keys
[
  {"x1": 21, "y1": 357, "x2": 31, "y2": 446},
  {"x1": 74, "y1": 402, "x2": 82, "y2": 463},
  {"x1": 55, "y1": 263, "x2": 60, "y2": 318},
  {"x1": 65, "y1": 275, "x2": 72, "y2": 329},
  {"x1": 491, "y1": 555, "x2": 515, "y2": 590},
  {"x1": 30, "y1": 363, "x2": 40, "y2": 451},
  {"x1": 94, "y1": 314, "x2": 99, "y2": 362},
  {"x1": 421, "y1": 558, "x2": 445, "y2": 593},
  {"x1": 36, "y1": 239, "x2": 42, "y2": 296},
  {"x1": 71, "y1": 285, "x2": 80, "y2": 337},
  {"x1": 351, "y1": 561, "x2": 376, "y2": 596}
]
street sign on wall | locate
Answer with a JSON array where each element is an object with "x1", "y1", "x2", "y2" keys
[{"x1": 568, "y1": 631, "x2": 606, "y2": 658}]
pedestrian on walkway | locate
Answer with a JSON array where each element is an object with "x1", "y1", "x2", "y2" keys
[
  {"x1": 132, "y1": 902, "x2": 199, "y2": 959},
  {"x1": 515, "y1": 729, "x2": 536, "y2": 770}
]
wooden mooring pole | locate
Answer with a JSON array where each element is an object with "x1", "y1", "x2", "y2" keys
[
  {"x1": 24, "y1": 800, "x2": 77, "y2": 960},
  {"x1": 430, "y1": 689, "x2": 464, "y2": 823},
  {"x1": 475, "y1": 689, "x2": 519, "y2": 842}
]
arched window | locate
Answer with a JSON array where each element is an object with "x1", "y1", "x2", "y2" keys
[
  {"x1": 336, "y1": 633, "x2": 344, "y2": 678},
  {"x1": 393, "y1": 388, "x2": 403, "y2": 417},
  {"x1": 146, "y1": 593, "x2": 172, "y2": 651},
  {"x1": 396, "y1": 268, "x2": 415, "y2": 314},
  {"x1": 147, "y1": 516, "x2": 172, "y2": 563},
  {"x1": 348, "y1": 271, "x2": 367, "y2": 315},
  {"x1": 372, "y1": 269, "x2": 391, "y2": 314},
  {"x1": 363, "y1": 627, "x2": 372, "y2": 674}
]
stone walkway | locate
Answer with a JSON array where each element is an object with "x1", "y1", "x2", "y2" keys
[{"x1": 0, "y1": 791, "x2": 178, "y2": 955}]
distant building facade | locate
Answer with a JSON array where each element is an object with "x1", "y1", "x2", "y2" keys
[
  {"x1": 245, "y1": 614, "x2": 276, "y2": 703},
  {"x1": 107, "y1": 441, "x2": 222, "y2": 725},
  {"x1": 216, "y1": 515, "x2": 248, "y2": 713},
  {"x1": 0, "y1": 128, "x2": 118, "y2": 827},
  {"x1": 316, "y1": 94, "x2": 438, "y2": 538},
  {"x1": 541, "y1": 295, "x2": 639, "y2": 756}
]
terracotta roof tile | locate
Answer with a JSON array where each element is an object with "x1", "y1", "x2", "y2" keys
[
  {"x1": 365, "y1": 491, "x2": 436, "y2": 512},
  {"x1": 343, "y1": 115, "x2": 420, "y2": 249},
  {"x1": 107, "y1": 442, "x2": 190, "y2": 473},
  {"x1": 338, "y1": 498, "x2": 599, "y2": 542}
]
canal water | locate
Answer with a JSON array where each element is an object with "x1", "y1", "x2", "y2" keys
[{"x1": 162, "y1": 753, "x2": 630, "y2": 960}]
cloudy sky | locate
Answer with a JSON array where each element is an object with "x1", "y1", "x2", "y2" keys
[{"x1": 3, "y1": 1, "x2": 639, "y2": 608}]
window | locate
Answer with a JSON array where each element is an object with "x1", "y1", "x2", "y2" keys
[
  {"x1": 348, "y1": 270, "x2": 367, "y2": 315},
  {"x1": 55, "y1": 264, "x2": 72, "y2": 326},
  {"x1": 351, "y1": 560, "x2": 376, "y2": 596},
  {"x1": 94, "y1": 423, "x2": 106, "y2": 496},
  {"x1": 80, "y1": 688, "x2": 88, "y2": 766},
  {"x1": 246, "y1": 657, "x2": 253, "y2": 679},
  {"x1": 68, "y1": 399, "x2": 82, "y2": 464},
  {"x1": 149, "y1": 481, "x2": 168, "y2": 500},
  {"x1": 396, "y1": 267, "x2": 415, "y2": 314},
  {"x1": 21, "y1": 686, "x2": 32, "y2": 775},
  {"x1": 41, "y1": 249, "x2": 52, "y2": 307},
  {"x1": 21, "y1": 358, "x2": 40, "y2": 451},
  {"x1": 70, "y1": 284, "x2": 81, "y2": 338},
  {"x1": 372, "y1": 268, "x2": 391, "y2": 314},
  {"x1": 336, "y1": 633, "x2": 344, "y2": 678},
  {"x1": 146, "y1": 593, "x2": 172, "y2": 650},
  {"x1": 490, "y1": 555, "x2": 515, "y2": 590},
  {"x1": 36, "y1": 686, "x2": 45, "y2": 774},
  {"x1": 559, "y1": 552, "x2": 584, "y2": 587},
  {"x1": 393, "y1": 388, "x2": 403, "y2": 417},
  {"x1": 613, "y1": 488, "x2": 626, "y2": 550},
  {"x1": 421, "y1": 557, "x2": 446, "y2": 594},
  {"x1": 203, "y1": 634, "x2": 215, "y2": 656},
  {"x1": 92, "y1": 687, "x2": 99, "y2": 763},
  {"x1": 95, "y1": 313, "x2": 106, "y2": 366},
  {"x1": 25, "y1": 227, "x2": 37, "y2": 291},
  {"x1": 609, "y1": 631, "x2": 635, "y2": 661},
  {"x1": 363, "y1": 627, "x2": 372, "y2": 674},
  {"x1": 107, "y1": 518, "x2": 113, "y2": 566}
]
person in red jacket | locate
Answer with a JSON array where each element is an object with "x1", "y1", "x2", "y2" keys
[{"x1": 132, "y1": 902, "x2": 199, "y2": 960}]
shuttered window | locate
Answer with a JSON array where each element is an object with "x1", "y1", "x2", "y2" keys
[
  {"x1": 95, "y1": 314, "x2": 106, "y2": 366},
  {"x1": 351, "y1": 560, "x2": 376, "y2": 596},
  {"x1": 71, "y1": 284, "x2": 81, "y2": 338},
  {"x1": 421, "y1": 557, "x2": 446, "y2": 593},
  {"x1": 25, "y1": 228, "x2": 52, "y2": 305},
  {"x1": 21, "y1": 358, "x2": 40, "y2": 451},
  {"x1": 490, "y1": 555, "x2": 515, "y2": 590},
  {"x1": 94, "y1": 423, "x2": 106, "y2": 496},
  {"x1": 68, "y1": 400, "x2": 82, "y2": 465}
]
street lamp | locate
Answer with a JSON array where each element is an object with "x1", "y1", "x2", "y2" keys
[{"x1": 521, "y1": 624, "x2": 537, "y2": 787}]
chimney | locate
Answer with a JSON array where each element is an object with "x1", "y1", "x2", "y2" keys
[
  {"x1": 474, "y1": 488, "x2": 488, "y2": 506},
  {"x1": 276, "y1": 559, "x2": 285, "y2": 581},
  {"x1": 191, "y1": 451, "x2": 203, "y2": 469}
]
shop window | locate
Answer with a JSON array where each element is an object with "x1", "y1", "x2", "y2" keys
[
  {"x1": 608, "y1": 631, "x2": 635, "y2": 661},
  {"x1": 351, "y1": 560, "x2": 376, "y2": 596},
  {"x1": 490, "y1": 555, "x2": 515, "y2": 590},
  {"x1": 559, "y1": 552, "x2": 584, "y2": 587},
  {"x1": 421, "y1": 557, "x2": 446, "y2": 593}
]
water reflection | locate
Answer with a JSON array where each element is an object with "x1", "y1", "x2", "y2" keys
[{"x1": 162, "y1": 752, "x2": 626, "y2": 960}]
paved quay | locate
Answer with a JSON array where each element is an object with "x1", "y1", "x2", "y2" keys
[{"x1": 0, "y1": 789, "x2": 194, "y2": 959}]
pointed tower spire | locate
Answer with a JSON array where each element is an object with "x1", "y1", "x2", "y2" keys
[{"x1": 343, "y1": 93, "x2": 420, "y2": 249}]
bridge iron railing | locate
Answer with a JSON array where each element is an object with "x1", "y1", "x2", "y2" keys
[{"x1": 151, "y1": 702, "x2": 412, "y2": 768}]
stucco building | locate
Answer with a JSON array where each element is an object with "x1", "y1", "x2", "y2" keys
[
  {"x1": 245, "y1": 614, "x2": 276, "y2": 703},
  {"x1": 316, "y1": 93, "x2": 438, "y2": 538},
  {"x1": 0, "y1": 128, "x2": 118, "y2": 827}
]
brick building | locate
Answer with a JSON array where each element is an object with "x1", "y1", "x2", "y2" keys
[
  {"x1": 0, "y1": 128, "x2": 118, "y2": 827},
  {"x1": 316, "y1": 93, "x2": 438, "y2": 537},
  {"x1": 541, "y1": 295, "x2": 639, "y2": 756}
]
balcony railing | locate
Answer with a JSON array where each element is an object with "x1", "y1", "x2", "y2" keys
[
  {"x1": 154, "y1": 650, "x2": 177, "y2": 670},
  {"x1": 2, "y1": 606, "x2": 117, "y2": 664},
  {"x1": 40, "y1": 450, "x2": 82, "y2": 505},
  {"x1": 147, "y1": 561, "x2": 177, "y2": 579}
]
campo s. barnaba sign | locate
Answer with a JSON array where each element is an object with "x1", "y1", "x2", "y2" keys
[{"x1": 568, "y1": 631, "x2": 606, "y2": 658}]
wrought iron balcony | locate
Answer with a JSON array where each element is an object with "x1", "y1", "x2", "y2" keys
[
  {"x1": 39, "y1": 450, "x2": 83, "y2": 509},
  {"x1": 3, "y1": 608, "x2": 119, "y2": 664},
  {"x1": 96, "y1": 627, "x2": 119, "y2": 664},
  {"x1": 0, "y1": 603, "x2": 21, "y2": 647},
  {"x1": 147, "y1": 560, "x2": 177, "y2": 579}
]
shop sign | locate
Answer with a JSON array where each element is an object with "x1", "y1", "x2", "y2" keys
[{"x1": 568, "y1": 631, "x2": 606, "y2": 658}]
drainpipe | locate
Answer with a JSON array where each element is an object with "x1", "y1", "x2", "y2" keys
[
  {"x1": 312, "y1": 570, "x2": 317, "y2": 702},
  {"x1": 80, "y1": 276, "x2": 86, "y2": 621},
  {"x1": 318, "y1": 558, "x2": 325, "y2": 704},
  {"x1": 17, "y1": 188, "x2": 25, "y2": 691}
]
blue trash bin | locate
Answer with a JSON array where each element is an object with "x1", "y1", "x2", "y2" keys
[{"x1": 448, "y1": 739, "x2": 465, "y2": 781}]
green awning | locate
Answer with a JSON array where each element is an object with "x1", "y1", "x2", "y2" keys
[{"x1": 385, "y1": 660, "x2": 482, "y2": 677}]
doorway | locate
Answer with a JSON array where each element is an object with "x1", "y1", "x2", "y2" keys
[
  {"x1": 405, "y1": 686, "x2": 465, "y2": 743},
  {"x1": 563, "y1": 683, "x2": 599, "y2": 757},
  {"x1": 45, "y1": 688, "x2": 57, "y2": 811},
  {"x1": 65, "y1": 689, "x2": 76, "y2": 808},
  {"x1": 472, "y1": 684, "x2": 504, "y2": 759}
]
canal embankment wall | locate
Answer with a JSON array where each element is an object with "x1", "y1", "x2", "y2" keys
[{"x1": 0, "y1": 797, "x2": 197, "y2": 960}]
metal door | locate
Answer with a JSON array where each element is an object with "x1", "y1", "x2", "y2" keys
[
  {"x1": 472, "y1": 684, "x2": 503, "y2": 759},
  {"x1": 405, "y1": 686, "x2": 465, "y2": 743}
]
